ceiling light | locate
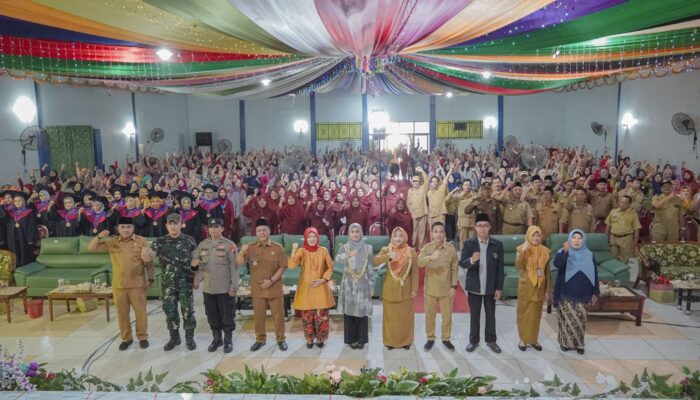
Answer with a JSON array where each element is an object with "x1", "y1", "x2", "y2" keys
[
  {"x1": 621, "y1": 113, "x2": 638, "y2": 128},
  {"x1": 122, "y1": 121, "x2": 136, "y2": 136},
  {"x1": 483, "y1": 116, "x2": 497, "y2": 128},
  {"x1": 481, "y1": 71, "x2": 492, "y2": 79},
  {"x1": 261, "y1": 78, "x2": 271, "y2": 86},
  {"x1": 12, "y1": 96, "x2": 36, "y2": 124},
  {"x1": 445, "y1": 91, "x2": 453, "y2": 98},
  {"x1": 156, "y1": 48, "x2": 173, "y2": 61},
  {"x1": 294, "y1": 119, "x2": 309, "y2": 133}
]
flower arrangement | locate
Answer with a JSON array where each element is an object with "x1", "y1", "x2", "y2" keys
[{"x1": 651, "y1": 274, "x2": 672, "y2": 286}]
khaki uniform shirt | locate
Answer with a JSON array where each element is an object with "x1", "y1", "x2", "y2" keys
[
  {"x1": 451, "y1": 191, "x2": 477, "y2": 228},
  {"x1": 501, "y1": 198, "x2": 534, "y2": 227},
  {"x1": 407, "y1": 171, "x2": 429, "y2": 218},
  {"x1": 535, "y1": 202, "x2": 566, "y2": 239},
  {"x1": 242, "y1": 240, "x2": 287, "y2": 298},
  {"x1": 464, "y1": 197, "x2": 502, "y2": 233},
  {"x1": 568, "y1": 202, "x2": 595, "y2": 232},
  {"x1": 194, "y1": 237, "x2": 239, "y2": 294},
  {"x1": 418, "y1": 241, "x2": 458, "y2": 297},
  {"x1": 96, "y1": 235, "x2": 149, "y2": 289},
  {"x1": 605, "y1": 208, "x2": 641, "y2": 236},
  {"x1": 427, "y1": 179, "x2": 448, "y2": 218},
  {"x1": 651, "y1": 194, "x2": 683, "y2": 229},
  {"x1": 590, "y1": 191, "x2": 616, "y2": 219},
  {"x1": 522, "y1": 187, "x2": 542, "y2": 210},
  {"x1": 618, "y1": 188, "x2": 644, "y2": 213},
  {"x1": 556, "y1": 191, "x2": 574, "y2": 210}
]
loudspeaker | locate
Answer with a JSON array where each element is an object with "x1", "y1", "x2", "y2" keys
[{"x1": 195, "y1": 132, "x2": 212, "y2": 146}]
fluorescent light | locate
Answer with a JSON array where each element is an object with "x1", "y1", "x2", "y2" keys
[
  {"x1": 369, "y1": 109, "x2": 390, "y2": 130},
  {"x1": 483, "y1": 116, "x2": 497, "y2": 128},
  {"x1": 445, "y1": 91, "x2": 453, "y2": 98},
  {"x1": 122, "y1": 121, "x2": 136, "y2": 136},
  {"x1": 156, "y1": 48, "x2": 173, "y2": 61},
  {"x1": 12, "y1": 96, "x2": 36, "y2": 124},
  {"x1": 591, "y1": 38, "x2": 608, "y2": 46},
  {"x1": 261, "y1": 78, "x2": 271, "y2": 86},
  {"x1": 621, "y1": 113, "x2": 638, "y2": 128},
  {"x1": 294, "y1": 119, "x2": 309, "y2": 133},
  {"x1": 481, "y1": 71, "x2": 492, "y2": 79}
]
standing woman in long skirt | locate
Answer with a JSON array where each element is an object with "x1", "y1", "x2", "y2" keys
[
  {"x1": 336, "y1": 223, "x2": 375, "y2": 349},
  {"x1": 373, "y1": 227, "x2": 419, "y2": 350},
  {"x1": 515, "y1": 226, "x2": 551, "y2": 351},
  {"x1": 553, "y1": 229, "x2": 600, "y2": 355}
]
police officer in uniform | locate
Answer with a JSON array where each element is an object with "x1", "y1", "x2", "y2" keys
[
  {"x1": 192, "y1": 218, "x2": 239, "y2": 353},
  {"x1": 142, "y1": 213, "x2": 198, "y2": 351},
  {"x1": 605, "y1": 195, "x2": 641, "y2": 263}
]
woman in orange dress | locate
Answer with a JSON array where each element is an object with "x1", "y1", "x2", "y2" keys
[
  {"x1": 373, "y1": 227, "x2": 419, "y2": 350},
  {"x1": 289, "y1": 227, "x2": 335, "y2": 348}
]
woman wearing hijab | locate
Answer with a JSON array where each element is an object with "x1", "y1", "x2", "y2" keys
[
  {"x1": 279, "y1": 194, "x2": 306, "y2": 234},
  {"x1": 386, "y1": 198, "x2": 413, "y2": 241},
  {"x1": 307, "y1": 200, "x2": 334, "y2": 237},
  {"x1": 373, "y1": 227, "x2": 419, "y2": 350},
  {"x1": 553, "y1": 229, "x2": 600, "y2": 354},
  {"x1": 289, "y1": 227, "x2": 335, "y2": 348},
  {"x1": 336, "y1": 223, "x2": 375, "y2": 349},
  {"x1": 515, "y1": 226, "x2": 551, "y2": 351}
]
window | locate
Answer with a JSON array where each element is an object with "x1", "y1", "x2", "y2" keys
[
  {"x1": 316, "y1": 122, "x2": 361, "y2": 141},
  {"x1": 436, "y1": 120, "x2": 483, "y2": 139}
]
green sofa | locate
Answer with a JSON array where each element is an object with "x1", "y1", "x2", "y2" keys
[
  {"x1": 489, "y1": 233, "x2": 631, "y2": 298},
  {"x1": 635, "y1": 241, "x2": 700, "y2": 291},
  {"x1": 14, "y1": 236, "x2": 163, "y2": 298},
  {"x1": 333, "y1": 235, "x2": 390, "y2": 298}
]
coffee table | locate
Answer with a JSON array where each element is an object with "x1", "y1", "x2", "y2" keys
[
  {"x1": 47, "y1": 286, "x2": 113, "y2": 322},
  {"x1": 671, "y1": 279, "x2": 698, "y2": 315},
  {"x1": 0, "y1": 286, "x2": 28, "y2": 323},
  {"x1": 547, "y1": 286, "x2": 646, "y2": 326}
]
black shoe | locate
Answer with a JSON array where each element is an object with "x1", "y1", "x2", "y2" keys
[
  {"x1": 518, "y1": 343, "x2": 527, "y2": 352},
  {"x1": 208, "y1": 338, "x2": 223, "y2": 352},
  {"x1": 223, "y1": 333, "x2": 233, "y2": 354},
  {"x1": 250, "y1": 342, "x2": 265, "y2": 352},
  {"x1": 560, "y1": 345, "x2": 570, "y2": 352},
  {"x1": 532, "y1": 344, "x2": 543, "y2": 351},
  {"x1": 163, "y1": 330, "x2": 181, "y2": 351},
  {"x1": 118, "y1": 340, "x2": 133, "y2": 351},
  {"x1": 185, "y1": 330, "x2": 196, "y2": 351},
  {"x1": 466, "y1": 343, "x2": 478, "y2": 352},
  {"x1": 306, "y1": 342, "x2": 314, "y2": 349},
  {"x1": 277, "y1": 341, "x2": 288, "y2": 351},
  {"x1": 139, "y1": 340, "x2": 149, "y2": 349},
  {"x1": 424, "y1": 340, "x2": 435, "y2": 351},
  {"x1": 403, "y1": 345, "x2": 411, "y2": 350},
  {"x1": 316, "y1": 342, "x2": 324, "y2": 348},
  {"x1": 349, "y1": 342, "x2": 358, "y2": 349},
  {"x1": 487, "y1": 342, "x2": 502, "y2": 353},
  {"x1": 576, "y1": 348, "x2": 585, "y2": 355},
  {"x1": 385, "y1": 345, "x2": 393, "y2": 350},
  {"x1": 442, "y1": 340, "x2": 455, "y2": 351},
  {"x1": 356, "y1": 343, "x2": 365, "y2": 350}
]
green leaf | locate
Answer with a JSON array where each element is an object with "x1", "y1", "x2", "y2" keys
[
  {"x1": 571, "y1": 383, "x2": 581, "y2": 396},
  {"x1": 395, "y1": 380, "x2": 420, "y2": 393},
  {"x1": 448, "y1": 368, "x2": 458, "y2": 378},
  {"x1": 144, "y1": 368, "x2": 153, "y2": 382}
]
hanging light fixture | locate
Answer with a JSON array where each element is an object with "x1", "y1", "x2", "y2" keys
[
  {"x1": 261, "y1": 78, "x2": 272, "y2": 86},
  {"x1": 12, "y1": 96, "x2": 36, "y2": 124},
  {"x1": 481, "y1": 71, "x2": 492, "y2": 79},
  {"x1": 156, "y1": 49, "x2": 173, "y2": 61}
]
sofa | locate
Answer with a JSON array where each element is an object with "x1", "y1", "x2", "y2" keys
[
  {"x1": 333, "y1": 235, "x2": 390, "y2": 298},
  {"x1": 635, "y1": 241, "x2": 700, "y2": 291},
  {"x1": 14, "y1": 236, "x2": 163, "y2": 298},
  {"x1": 489, "y1": 233, "x2": 631, "y2": 298}
]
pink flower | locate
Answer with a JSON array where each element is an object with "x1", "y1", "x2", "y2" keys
[
  {"x1": 206, "y1": 379, "x2": 213, "y2": 386},
  {"x1": 419, "y1": 376, "x2": 429, "y2": 384},
  {"x1": 329, "y1": 371, "x2": 342, "y2": 385},
  {"x1": 680, "y1": 378, "x2": 689, "y2": 385},
  {"x1": 477, "y1": 386, "x2": 487, "y2": 395},
  {"x1": 377, "y1": 375, "x2": 387, "y2": 383}
]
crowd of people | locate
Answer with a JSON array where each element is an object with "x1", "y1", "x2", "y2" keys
[{"x1": 0, "y1": 142, "x2": 693, "y2": 354}]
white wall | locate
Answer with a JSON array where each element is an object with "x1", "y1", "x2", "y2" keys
[
  {"x1": 135, "y1": 92, "x2": 188, "y2": 156},
  {"x1": 245, "y1": 95, "x2": 311, "y2": 150},
  {"x1": 186, "y1": 96, "x2": 240, "y2": 152},
  {"x1": 0, "y1": 77, "x2": 38, "y2": 182},
  {"x1": 436, "y1": 93, "x2": 498, "y2": 149}
]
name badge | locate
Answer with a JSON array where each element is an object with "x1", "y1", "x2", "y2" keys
[{"x1": 536, "y1": 269, "x2": 543, "y2": 277}]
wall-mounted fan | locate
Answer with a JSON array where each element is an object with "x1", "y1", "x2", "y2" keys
[
  {"x1": 672, "y1": 113, "x2": 697, "y2": 153},
  {"x1": 521, "y1": 142, "x2": 548, "y2": 170},
  {"x1": 217, "y1": 139, "x2": 233, "y2": 153},
  {"x1": 591, "y1": 121, "x2": 607, "y2": 142},
  {"x1": 19, "y1": 126, "x2": 43, "y2": 167},
  {"x1": 150, "y1": 128, "x2": 165, "y2": 143}
]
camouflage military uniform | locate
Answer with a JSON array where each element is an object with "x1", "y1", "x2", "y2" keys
[{"x1": 151, "y1": 233, "x2": 198, "y2": 332}]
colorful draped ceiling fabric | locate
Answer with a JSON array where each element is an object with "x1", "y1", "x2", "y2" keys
[{"x1": 0, "y1": 0, "x2": 699, "y2": 96}]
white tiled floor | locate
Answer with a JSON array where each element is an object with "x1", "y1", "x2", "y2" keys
[{"x1": 1, "y1": 278, "x2": 699, "y2": 393}]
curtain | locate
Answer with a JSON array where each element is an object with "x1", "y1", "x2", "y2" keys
[{"x1": 46, "y1": 125, "x2": 95, "y2": 170}]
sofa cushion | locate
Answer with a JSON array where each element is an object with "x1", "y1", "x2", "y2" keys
[
  {"x1": 547, "y1": 234, "x2": 569, "y2": 252},
  {"x1": 40, "y1": 237, "x2": 79, "y2": 255},
  {"x1": 492, "y1": 235, "x2": 526, "y2": 252},
  {"x1": 597, "y1": 268, "x2": 615, "y2": 283},
  {"x1": 37, "y1": 254, "x2": 111, "y2": 269},
  {"x1": 24, "y1": 266, "x2": 109, "y2": 288},
  {"x1": 78, "y1": 235, "x2": 108, "y2": 254},
  {"x1": 600, "y1": 259, "x2": 629, "y2": 276},
  {"x1": 283, "y1": 234, "x2": 330, "y2": 254}
]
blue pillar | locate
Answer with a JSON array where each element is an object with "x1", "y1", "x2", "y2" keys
[
  {"x1": 497, "y1": 95, "x2": 504, "y2": 150},
  {"x1": 361, "y1": 93, "x2": 369, "y2": 152},
  {"x1": 239, "y1": 100, "x2": 246, "y2": 153},
  {"x1": 429, "y1": 95, "x2": 436, "y2": 151},
  {"x1": 310, "y1": 92, "x2": 317, "y2": 156},
  {"x1": 131, "y1": 92, "x2": 140, "y2": 161},
  {"x1": 34, "y1": 82, "x2": 49, "y2": 169},
  {"x1": 92, "y1": 129, "x2": 103, "y2": 169},
  {"x1": 614, "y1": 82, "x2": 622, "y2": 158}
]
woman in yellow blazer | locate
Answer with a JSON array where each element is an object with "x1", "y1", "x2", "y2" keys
[{"x1": 289, "y1": 227, "x2": 335, "y2": 348}]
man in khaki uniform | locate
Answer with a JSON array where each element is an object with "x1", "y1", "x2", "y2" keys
[
  {"x1": 535, "y1": 186, "x2": 567, "y2": 240},
  {"x1": 407, "y1": 166, "x2": 429, "y2": 248},
  {"x1": 448, "y1": 180, "x2": 477, "y2": 249},
  {"x1": 651, "y1": 181, "x2": 684, "y2": 242},
  {"x1": 500, "y1": 183, "x2": 534, "y2": 234},
  {"x1": 568, "y1": 187, "x2": 595, "y2": 232},
  {"x1": 618, "y1": 178, "x2": 644, "y2": 213},
  {"x1": 89, "y1": 218, "x2": 154, "y2": 351},
  {"x1": 522, "y1": 175, "x2": 544, "y2": 210},
  {"x1": 237, "y1": 218, "x2": 288, "y2": 352},
  {"x1": 418, "y1": 222, "x2": 459, "y2": 352},
  {"x1": 427, "y1": 166, "x2": 452, "y2": 226},
  {"x1": 590, "y1": 178, "x2": 616, "y2": 230},
  {"x1": 556, "y1": 180, "x2": 576, "y2": 210},
  {"x1": 605, "y1": 196, "x2": 641, "y2": 263},
  {"x1": 464, "y1": 182, "x2": 502, "y2": 234}
]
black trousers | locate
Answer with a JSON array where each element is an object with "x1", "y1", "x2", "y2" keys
[
  {"x1": 343, "y1": 315, "x2": 369, "y2": 345},
  {"x1": 203, "y1": 292, "x2": 236, "y2": 334},
  {"x1": 445, "y1": 214, "x2": 457, "y2": 241},
  {"x1": 468, "y1": 293, "x2": 497, "y2": 344}
]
